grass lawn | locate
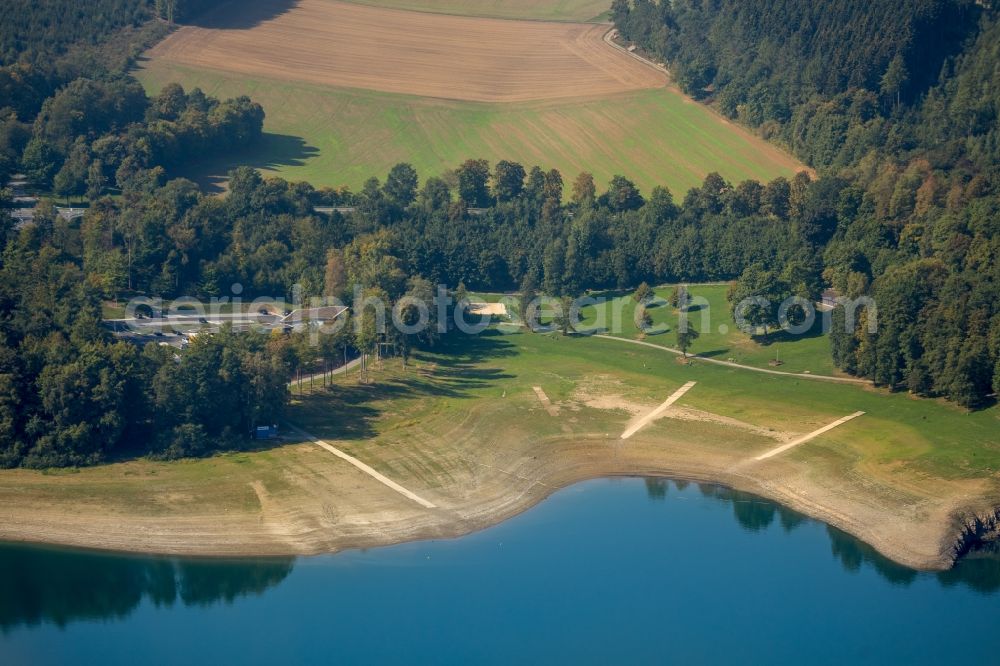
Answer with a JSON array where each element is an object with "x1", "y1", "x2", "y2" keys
[
  {"x1": 135, "y1": 62, "x2": 805, "y2": 195},
  {"x1": 340, "y1": 0, "x2": 613, "y2": 21},
  {"x1": 578, "y1": 283, "x2": 838, "y2": 375}
]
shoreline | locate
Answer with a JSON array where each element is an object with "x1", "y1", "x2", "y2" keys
[{"x1": 0, "y1": 441, "x2": 994, "y2": 571}]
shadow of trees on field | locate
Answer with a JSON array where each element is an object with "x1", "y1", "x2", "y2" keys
[
  {"x1": 585, "y1": 288, "x2": 632, "y2": 301},
  {"x1": 291, "y1": 331, "x2": 516, "y2": 441},
  {"x1": 172, "y1": 133, "x2": 319, "y2": 194},
  {"x1": 752, "y1": 315, "x2": 828, "y2": 346},
  {"x1": 185, "y1": 0, "x2": 300, "y2": 30}
]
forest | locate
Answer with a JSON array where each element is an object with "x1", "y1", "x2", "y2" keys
[
  {"x1": 0, "y1": 0, "x2": 261, "y2": 192},
  {"x1": 0, "y1": 0, "x2": 997, "y2": 468},
  {"x1": 0, "y1": 0, "x2": 276, "y2": 467},
  {"x1": 613, "y1": 0, "x2": 1000, "y2": 408}
]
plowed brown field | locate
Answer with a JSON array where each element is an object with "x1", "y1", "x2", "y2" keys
[{"x1": 146, "y1": 0, "x2": 665, "y2": 102}]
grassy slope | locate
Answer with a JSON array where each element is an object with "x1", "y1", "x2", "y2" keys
[
  {"x1": 292, "y1": 330, "x2": 999, "y2": 480},
  {"x1": 339, "y1": 0, "x2": 612, "y2": 21},
  {"x1": 4, "y1": 330, "x2": 996, "y2": 513},
  {"x1": 135, "y1": 61, "x2": 805, "y2": 194}
]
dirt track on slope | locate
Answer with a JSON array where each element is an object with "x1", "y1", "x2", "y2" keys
[{"x1": 145, "y1": 0, "x2": 666, "y2": 102}]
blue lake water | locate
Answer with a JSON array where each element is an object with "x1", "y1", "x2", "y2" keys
[{"x1": 2, "y1": 478, "x2": 999, "y2": 664}]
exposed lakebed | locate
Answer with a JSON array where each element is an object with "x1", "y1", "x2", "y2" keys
[{"x1": 2, "y1": 478, "x2": 998, "y2": 664}]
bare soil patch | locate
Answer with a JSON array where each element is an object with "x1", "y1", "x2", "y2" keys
[
  {"x1": 146, "y1": 0, "x2": 665, "y2": 102},
  {"x1": 571, "y1": 375, "x2": 649, "y2": 415},
  {"x1": 468, "y1": 302, "x2": 508, "y2": 316},
  {"x1": 664, "y1": 406, "x2": 793, "y2": 442}
]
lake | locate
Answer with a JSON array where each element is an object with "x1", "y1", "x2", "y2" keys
[{"x1": 2, "y1": 478, "x2": 998, "y2": 664}]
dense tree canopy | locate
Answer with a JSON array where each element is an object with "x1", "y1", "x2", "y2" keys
[
  {"x1": 613, "y1": 0, "x2": 1000, "y2": 406},
  {"x1": 1, "y1": 0, "x2": 998, "y2": 472},
  {"x1": 0, "y1": 0, "x2": 154, "y2": 67}
]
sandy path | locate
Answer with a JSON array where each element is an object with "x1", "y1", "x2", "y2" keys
[
  {"x1": 593, "y1": 335, "x2": 871, "y2": 384},
  {"x1": 532, "y1": 386, "x2": 559, "y2": 416},
  {"x1": 620, "y1": 381, "x2": 696, "y2": 439},
  {"x1": 145, "y1": 0, "x2": 666, "y2": 102},
  {"x1": 289, "y1": 425, "x2": 438, "y2": 508},
  {"x1": 752, "y1": 411, "x2": 865, "y2": 461},
  {"x1": 602, "y1": 28, "x2": 669, "y2": 76}
]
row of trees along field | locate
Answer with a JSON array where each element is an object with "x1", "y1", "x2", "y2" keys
[
  {"x1": 3, "y1": 77, "x2": 263, "y2": 201},
  {"x1": 613, "y1": 0, "x2": 1000, "y2": 408},
  {"x1": 69, "y1": 163, "x2": 825, "y2": 303},
  {"x1": 2, "y1": 146, "x2": 995, "y2": 469},
  {"x1": 0, "y1": 0, "x2": 156, "y2": 67},
  {"x1": 0, "y1": 156, "x2": 830, "y2": 467},
  {"x1": 2, "y1": 145, "x2": 999, "y2": 465}
]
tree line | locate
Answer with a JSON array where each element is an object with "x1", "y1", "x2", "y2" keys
[
  {"x1": 3, "y1": 144, "x2": 997, "y2": 469},
  {"x1": 0, "y1": 215, "x2": 293, "y2": 467},
  {"x1": 10, "y1": 79, "x2": 264, "y2": 201},
  {"x1": 0, "y1": 0, "x2": 157, "y2": 67}
]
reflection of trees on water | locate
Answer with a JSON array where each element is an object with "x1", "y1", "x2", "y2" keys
[
  {"x1": 826, "y1": 521, "x2": 1000, "y2": 592},
  {"x1": 698, "y1": 484, "x2": 782, "y2": 532},
  {"x1": 825, "y1": 525, "x2": 919, "y2": 585},
  {"x1": 4, "y1": 478, "x2": 999, "y2": 630},
  {"x1": 176, "y1": 559, "x2": 294, "y2": 606},
  {"x1": 644, "y1": 478, "x2": 669, "y2": 500},
  {"x1": 681, "y1": 480, "x2": 1000, "y2": 592},
  {"x1": 0, "y1": 545, "x2": 294, "y2": 631},
  {"x1": 937, "y1": 553, "x2": 1000, "y2": 593}
]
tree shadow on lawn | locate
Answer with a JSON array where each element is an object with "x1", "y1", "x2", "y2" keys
[
  {"x1": 171, "y1": 133, "x2": 320, "y2": 194},
  {"x1": 292, "y1": 331, "x2": 517, "y2": 441},
  {"x1": 184, "y1": 0, "x2": 300, "y2": 30},
  {"x1": 752, "y1": 317, "x2": 828, "y2": 347},
  {"x1": 433, "y1": 329, "x2": 519, "y2": 365},
  {"x1": 694, "y1": 348, "x2": 730, "y2": 359},
  {"x1": 585, "y1": 288, "x2": 632, "y2": 301}
]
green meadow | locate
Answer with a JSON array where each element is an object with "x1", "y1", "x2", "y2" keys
[
  {"x1": 477, "y1": 284, "x2": 837, "y2": 376},
  {"x1": 3, "y1": 326, "x2": 996, "y2": 560},
  {"x1": 577, "y1": 284, "x2": 838, "y2": 376},
  {"x1": 293, "y1": 327, "x2": 999, "y2": 480},
  {"x1": 136, "y1": 62, "x2": 805, "y2": 194}
]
